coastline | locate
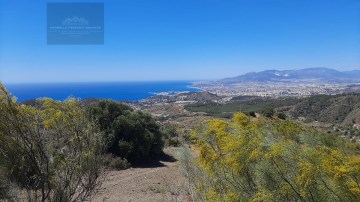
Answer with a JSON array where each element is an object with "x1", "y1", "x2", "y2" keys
[{"x1": 6, "y1": 81, "x2": 201, "y2": 102}]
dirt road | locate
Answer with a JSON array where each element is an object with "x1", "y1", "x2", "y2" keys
[{"x1": 92, "y1": 148, "x2": 192, "y2": 202}]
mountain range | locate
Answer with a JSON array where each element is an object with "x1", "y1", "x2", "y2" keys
[{"x1": 221, "y1": 68, "x2": 360, "y2": 83}]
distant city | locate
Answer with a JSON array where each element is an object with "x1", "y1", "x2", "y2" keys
[{"x1": 193, "y1": 68, "x2": 360, "y2": 98}]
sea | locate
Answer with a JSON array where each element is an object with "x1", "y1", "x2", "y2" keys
[{"x1": 5, "y1": 81, "x2": 200, "y2": 102}]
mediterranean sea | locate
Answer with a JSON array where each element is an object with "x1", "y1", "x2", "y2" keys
[{"x1": 5, "y1": 81, "x2": 200, "y2": 102}]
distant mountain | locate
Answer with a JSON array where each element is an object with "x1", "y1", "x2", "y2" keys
[{"x1": 221, "y1": 68, "x2": 360, "y2": 83}]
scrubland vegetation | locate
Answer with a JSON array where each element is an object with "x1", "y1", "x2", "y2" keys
[
  {"x1": 86, "y1": 100, "x2": 164, "y2": 166},
  {"x1": 0, "y1": 84, "x2": 104, "y2": 201},
  {"x1": 0, "y1": 84, "x2": 165, "y2": 201},
  {"x1": 181, "y1": 113, "x2": 360, "y2": 201},
  {"x1": 185, "y1": 94, "x2": 360, "y2": 125},
  {"x1": 1, "y1": 82, "x2": 360, "y2": 202},
  {"x1": 184, "y1": 97, "x2": 296, "y2": 119}
]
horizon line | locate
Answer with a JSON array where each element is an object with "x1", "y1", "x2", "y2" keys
[{"x1": 2, "y1": 80, "x2": 210, "y2": 85}]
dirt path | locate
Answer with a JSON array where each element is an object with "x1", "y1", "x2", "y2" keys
[{"x1": 92, "y1": 148, "x2": 192, "y2": 202}]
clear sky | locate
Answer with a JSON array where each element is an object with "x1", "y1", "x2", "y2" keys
[{"x1": 0, "y1": 0, "x2": 359, "y2": 83}]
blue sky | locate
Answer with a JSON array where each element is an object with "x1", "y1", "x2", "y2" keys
[{"x1": 0, "y1": 0, "x2": 359, "y2": 83}]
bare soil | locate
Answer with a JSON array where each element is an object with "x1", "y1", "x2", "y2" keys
[{"x1": 92, "y1": 147, "x2": 192, "y2": 202}]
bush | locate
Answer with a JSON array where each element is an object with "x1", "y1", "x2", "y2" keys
[
  {"x1": 86, "y1": 100, "x2": 164, "y2": 163},
  {"x1": 0, "y1": 168, "x2": 10, "y2": 200},
  {"x1": 191, "y1": 113, "x2": 360, "y2": 201},
  {"x1": 262, "y1": 106, "x2": 274, "y2": 117},
  {"x1": 0, "y1": 83, "x2": 104, "y2": 201},
  {"x1": 103, "y1": 155, "x2": 129, "y2": 170},
  {"x1": 248, "y1": 111, "x2": 256, "y2": 117},
  {"x1": 162, "y1": 125, "x2": 178, "y2": 139},
  {"x1": 276, "y1": 112, "x2": 286, "y2": 120},
  {"x1": 168, "y1": 138, "x2": 181, "y2": 147},
  {"x1": 162, "y1": 124, "x2": 181, "y2": 147}
]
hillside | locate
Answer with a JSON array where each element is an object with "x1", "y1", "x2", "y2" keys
[
  {"x1": 221, "y1": 67, "x2": 360, "y2": 83},
  {"x1": 284, "y1": 94, "x2": 360, "y2": 125},
  {"x1": 185, "y1": 93, "x2": 360, "y2": 126},
  {"x1": 141, "y1": 91, "x2": 224, "y2": 104}
]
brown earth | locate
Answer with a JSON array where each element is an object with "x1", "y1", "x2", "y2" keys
[{"x1": 92, "y1": 148, "x2": 193, "y2": 202}]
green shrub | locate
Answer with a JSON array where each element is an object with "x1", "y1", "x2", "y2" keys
[
  {"x1": 248, "y1": 111, "x2": 256, "y2": 117},
  {"x1": 276, "y1": 112, "x2": 286, "y2": 120},
  {"x1": 168, "y1": 138, "x2": 181, "y2": 147},
  {"x1": 161, "y1": 124, "x2": 182, "y2": 147},
  {"x1": 86, "y1": 100, "x2": 164, "y2": 163},
  {"x1": 103, "y1": 155, "x2": 129, "y2": 170},
  {"x1": 162, "y1": 125, "x2": 178, "y2": 139},
  {"x1": 0, "y1": 168, "x2": 10, "y2": 200},
  {"x1": 262, "y1": 106, "x2": 274, "y2": 118}
]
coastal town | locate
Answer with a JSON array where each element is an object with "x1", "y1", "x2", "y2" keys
[{"x1": 192, "y1": 81, "x2": 360, "y2": 98}]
